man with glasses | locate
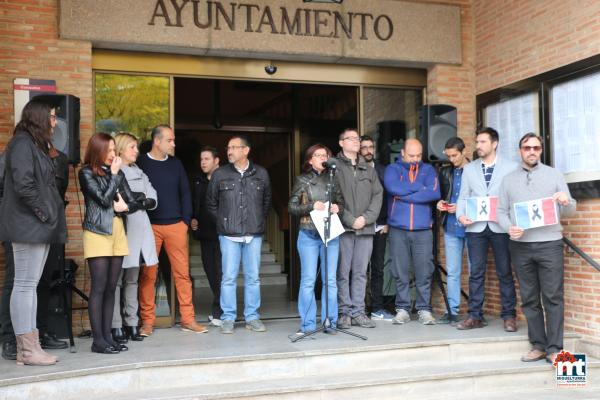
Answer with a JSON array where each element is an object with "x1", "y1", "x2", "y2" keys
[
  {"x1": 456, "y1": 127, "x2": 518, "y2": 332},
  {"x1": 497, "y1": 133, "x2": 575, "y2": 363},
  {"x1": 207, "y1": 135, "x2": 272, "y2": 334},
  {"x1": 335, "y1": 129, "x2": 383, "y2": 329},
  {"x1": 359, "y1": 135, "x2": 393, "y2": 321}
]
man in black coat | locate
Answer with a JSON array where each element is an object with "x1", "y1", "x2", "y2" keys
[{"x1": 191, "y1": 146, "x2": 223, "y2": 327}]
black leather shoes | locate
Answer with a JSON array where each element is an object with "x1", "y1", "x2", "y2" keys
[
  {"x1": 111, "y1": 328, "x2": 128, "y2": 344},
  {"x1": 115, "y1": 343, "x2": 128, "y2": 352},
  {"x1": 40, "y1": 332, "x2": 68, "y2": 349},
  {"x1": 91, "y1": 343, "x2": 120, "y2": 354},
  {"x1": 124, "y1": 326, "x2": 144, "y2": 341},
  {"x1": 1, "y1": 338, "x2": 17, "y2": 360}
]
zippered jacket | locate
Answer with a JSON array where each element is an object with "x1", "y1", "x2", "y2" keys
[{"x1": 384, "y1": 160, "x2": 440, "y2": 230}]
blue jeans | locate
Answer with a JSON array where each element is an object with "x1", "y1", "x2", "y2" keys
[
  {"x1": 466, "y1": 226, "x2": 517, "y2": 320},
  {"x1": 297, "y1": 230, "x2": 339, "y2": 332},
  {"x1": 444, "y1": 233, "x2": 470, "y2": 316},
  {"x1": 219, "y1": 235, "x2": 263, "y2": 322}
]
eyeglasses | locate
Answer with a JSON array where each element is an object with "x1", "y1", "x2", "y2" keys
[
  {"x1": 520, "y1": 145, "x2": 542, "y2": 152},
  {"x1": 49, "y1": 114, "x2": 57, "y2": 121},
  {"x1": 342, "y1": 136, "x2": 360, "y2": 142},
  {"x1": 312, "y1": 153, "x2": 328, "y2": 159},
  {"x1": 226, "y1": 145, "x2": 247, "y2": 151}
]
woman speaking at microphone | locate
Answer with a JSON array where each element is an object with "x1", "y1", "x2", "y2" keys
[
  {"x1": 79, "y1": 132, "x2": 140, "y2": 354},
  {"x1": 288, "y1": 144, "x2": 344, "y2": 335}
]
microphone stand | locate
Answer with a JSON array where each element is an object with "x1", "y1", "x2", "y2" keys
[{"x1": 291, "y1": 165, "x2": 367, "y2": 342}]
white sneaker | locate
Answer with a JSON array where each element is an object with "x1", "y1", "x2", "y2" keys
[
  {"x1": 418, "y1": 310, "x2": 436, "y2": 325},
  {"x1": 392, "y1": 309, "x2": 410, "y2": 324},
  {"x1": 208, "y1": 315, "x2": 223, "y2": 327}
]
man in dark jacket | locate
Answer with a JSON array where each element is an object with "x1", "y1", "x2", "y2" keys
[
  {"x1": 359, "y1": 136, "x2": 393, "y2": 321},
  {"x1": 335, "y1": 129, "x2": 383, "y2": 329},
  {"x1": 436, "y1": 137, "x2": 469, "y2": 324},
  {"x1": 191, "y1": 146, "x2": 223, "y2": 327},
  {"x1": 384, "y1": 138, "x2": 441, "y2": 325},
  {"x1": 206, "y1": 135, "x2": 272, "y2": 334}
]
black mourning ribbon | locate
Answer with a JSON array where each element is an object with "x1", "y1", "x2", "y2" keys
[
  {"x1": 531, "y1": 204, "x2": 542, "y2": 221},
  {"x1": 479, "y1": 201, "x2": 488, "y2": 215}
]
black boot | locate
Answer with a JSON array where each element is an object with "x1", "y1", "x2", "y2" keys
[
  {"x1": 40, "y1": 331, "x2": 68, "y2": 350},
  {"x1": 124, "y1": 326, "x2": 144, "y2": 341},
  {"x1": 1, "y1": 337, "x2": 17, "y2": 360},
  {"x1": 111, "y1": 328, "x2": 128, "y2": 344}
]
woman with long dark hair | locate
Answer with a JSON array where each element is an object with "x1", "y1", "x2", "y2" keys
[
  {"x1": 79, "y1": 132, "x2": 140, "y2": 354},
  {"x1": 288, "y1": 144, "x2": 344, "y2": 334},
  {"x1": 0, "y1": 99, "x2": 67, "y2": 366}
]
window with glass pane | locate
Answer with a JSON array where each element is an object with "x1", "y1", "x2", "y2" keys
[
  {"x1": 484, "y1": 93, "x2": 539, "y2": 164},
  {"x1": 95, "y1": 73, "x2": 169, "y2": 139},
  {"x1": 551, "y1": 70, "x2": 600, "y2": 183}
]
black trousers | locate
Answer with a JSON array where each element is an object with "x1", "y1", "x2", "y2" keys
[
  {"x1": 0, "y1": 241, "x2": 60, "y2": 341},
  {"x1": 369, "y1": 232, "x2": 387, "y2": 311},
  {"x1": 200, "y1": 240, "x2": 223, "y2": 319},
  {"x1": 509, "y1": 239, "x2": 565, "y2": 354}
]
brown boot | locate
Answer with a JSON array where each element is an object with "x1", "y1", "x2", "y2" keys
[
  {"x1": 33, "y1": 329, "x2": 58, "y2": 363},
  {"x1": 16, "y1": 332, "x2": 56, "y2": 366}
]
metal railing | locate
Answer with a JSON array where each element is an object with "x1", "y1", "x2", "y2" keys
[{"x1": 563, "y1": 236, "x2": 600, "y2": 271}]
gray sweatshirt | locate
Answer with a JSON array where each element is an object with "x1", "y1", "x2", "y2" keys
[{"x1": 497, "y1": 162, "x2": 576, "y2": 242}]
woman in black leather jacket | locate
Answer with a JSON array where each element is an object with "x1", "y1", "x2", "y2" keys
[
  {"x1": 288, "y1": 144, "x2": 344, "y2": 335},
  {"x1": 79, "y1": 132, "x2": 140, "y2": 355}
]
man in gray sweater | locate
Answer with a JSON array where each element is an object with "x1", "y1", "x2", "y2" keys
[{"x1": 497, "y1": 133, "x2": 576, "y2": 364}]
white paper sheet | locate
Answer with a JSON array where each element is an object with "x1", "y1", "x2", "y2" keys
[{"x1": 309, "y1": 202, "x2": 346, "y2": 244}]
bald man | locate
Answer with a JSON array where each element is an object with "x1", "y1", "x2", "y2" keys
[{"x1": 384, "y1": 138, "x2": 441, "y2": 325}]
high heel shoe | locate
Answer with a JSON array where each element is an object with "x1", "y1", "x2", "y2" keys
[
  {"x1": 124, "y1": 326, "x2": 144, "y2": 341},
  {"x1": 111, "y1": 328, "x2": 128, "y2": 344},
  {"x1": 91, "y1": 343, "x2": 120, "y2": 354}
]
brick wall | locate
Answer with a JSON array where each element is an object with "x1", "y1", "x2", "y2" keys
[{"x1": 0, "y1": 0, "x2": 92, "y2": 330}]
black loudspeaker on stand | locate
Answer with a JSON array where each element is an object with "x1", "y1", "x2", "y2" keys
[
  {"x1": 419, "y1": 104, "x2": 457, "y2": 162},
  {"x1": 32, "y1": 93, "x2": 80, "y2": 165},
  {"x1": 291, "y1": 164, "x2": 367, "y2": 342}
]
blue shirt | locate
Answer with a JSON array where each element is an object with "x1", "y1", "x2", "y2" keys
[{"x1": 445, "y1": 167, "x2": 465, "y2": 238}]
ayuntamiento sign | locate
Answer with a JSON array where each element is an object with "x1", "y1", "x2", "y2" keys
[{"x1": 60, "y1": 0, "x2": 461, "y2": 67}]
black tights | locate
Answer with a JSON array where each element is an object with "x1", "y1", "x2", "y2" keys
[{"x1": 88, "y1": 256, "x2": 123, "y2": 348}]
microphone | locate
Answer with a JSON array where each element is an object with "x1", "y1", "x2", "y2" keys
[{"x1": 322, "y1": 160, "x2": 337, "y2": 170}]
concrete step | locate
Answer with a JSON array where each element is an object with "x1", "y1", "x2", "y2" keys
[
  {"x1": 189, "y1": 252, "x2": 277, "y2": 267},
  {"x1": 3, "y1": 332, "x2": 590, "y2": 400},
  {"x1": 190, "y1": 262, "x2": 282, "y2": 278},
  {"x1": 194, "y1": 273, "x2": 287, "y2": 288},
  {"x1": 101, "y1": 358, "x2": 600, "y2": 399}
]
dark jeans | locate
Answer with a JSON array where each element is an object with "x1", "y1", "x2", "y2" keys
[
  {"x1": 369, "y1": 232, "x2": 387, "y2": 311},
  {"x1": 0, "y1": 242, "x2": 14, "y2": 341},
  {"x1": 510, "y1": 239, "x2": 564, "y2": 354},
  {"x1": 389, "y1": 228, "x2": 435, "y2": 312},
  {"x1": 200, "y1": 239, "x2": 223, "y2": 319},
  {"x1": 466, "y1": 226, "x2": 517, "y2": 320}
]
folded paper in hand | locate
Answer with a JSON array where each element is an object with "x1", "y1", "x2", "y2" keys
[{"x1": 309, "y1": 202, "x2": 345, "y2": 244}]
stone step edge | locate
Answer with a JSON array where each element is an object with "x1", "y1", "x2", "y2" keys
[
  {"x1": 0, "y1": 332, "x2": 581, "y2": 388},
  {"x1": 99, "y1": 359, "x2": 600, "y2": 400}
]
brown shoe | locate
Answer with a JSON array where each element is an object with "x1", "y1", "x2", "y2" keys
[
  {"x1": 181, "y1": 321, "x2": 208, "y2": 334},
  {"x1": 521, "y1": 348, "x2": 546, "y2": 362},
  {"x1": 504, "y1": 317, "x2": 517, "y2": 332},
  {"x1": 139, "y1": 324, "x2": 153, "y2": 337},
  {"x1": 16, "y1": 332, "x2": 56, "y2": 366},
  {"x1": 456, "y1": 317, "x2": 484, "y2": 330}
]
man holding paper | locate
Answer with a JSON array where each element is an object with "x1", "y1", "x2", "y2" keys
[
  {"x1": 497, "y1": 133, "x2": 576, "y2": 363},
  {"x1": 456, "y1": 127, "x2": 518, "y2": 332}
]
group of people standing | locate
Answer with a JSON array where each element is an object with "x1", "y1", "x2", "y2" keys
[
  {"x1": 290, "y1": 126, "x2": 575, "y2": 365},
  {"x1": 0, "y1": 98, "x2": 575, "y2": 367}
]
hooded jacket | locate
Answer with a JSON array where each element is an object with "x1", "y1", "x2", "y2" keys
[{"x1": 384, "y1": 160, "x2": 440, "y2": 230}]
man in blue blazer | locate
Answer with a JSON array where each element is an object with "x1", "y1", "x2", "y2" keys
[{"x1": 456, "y1": 127, "x2": 518, "y2": 332}]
